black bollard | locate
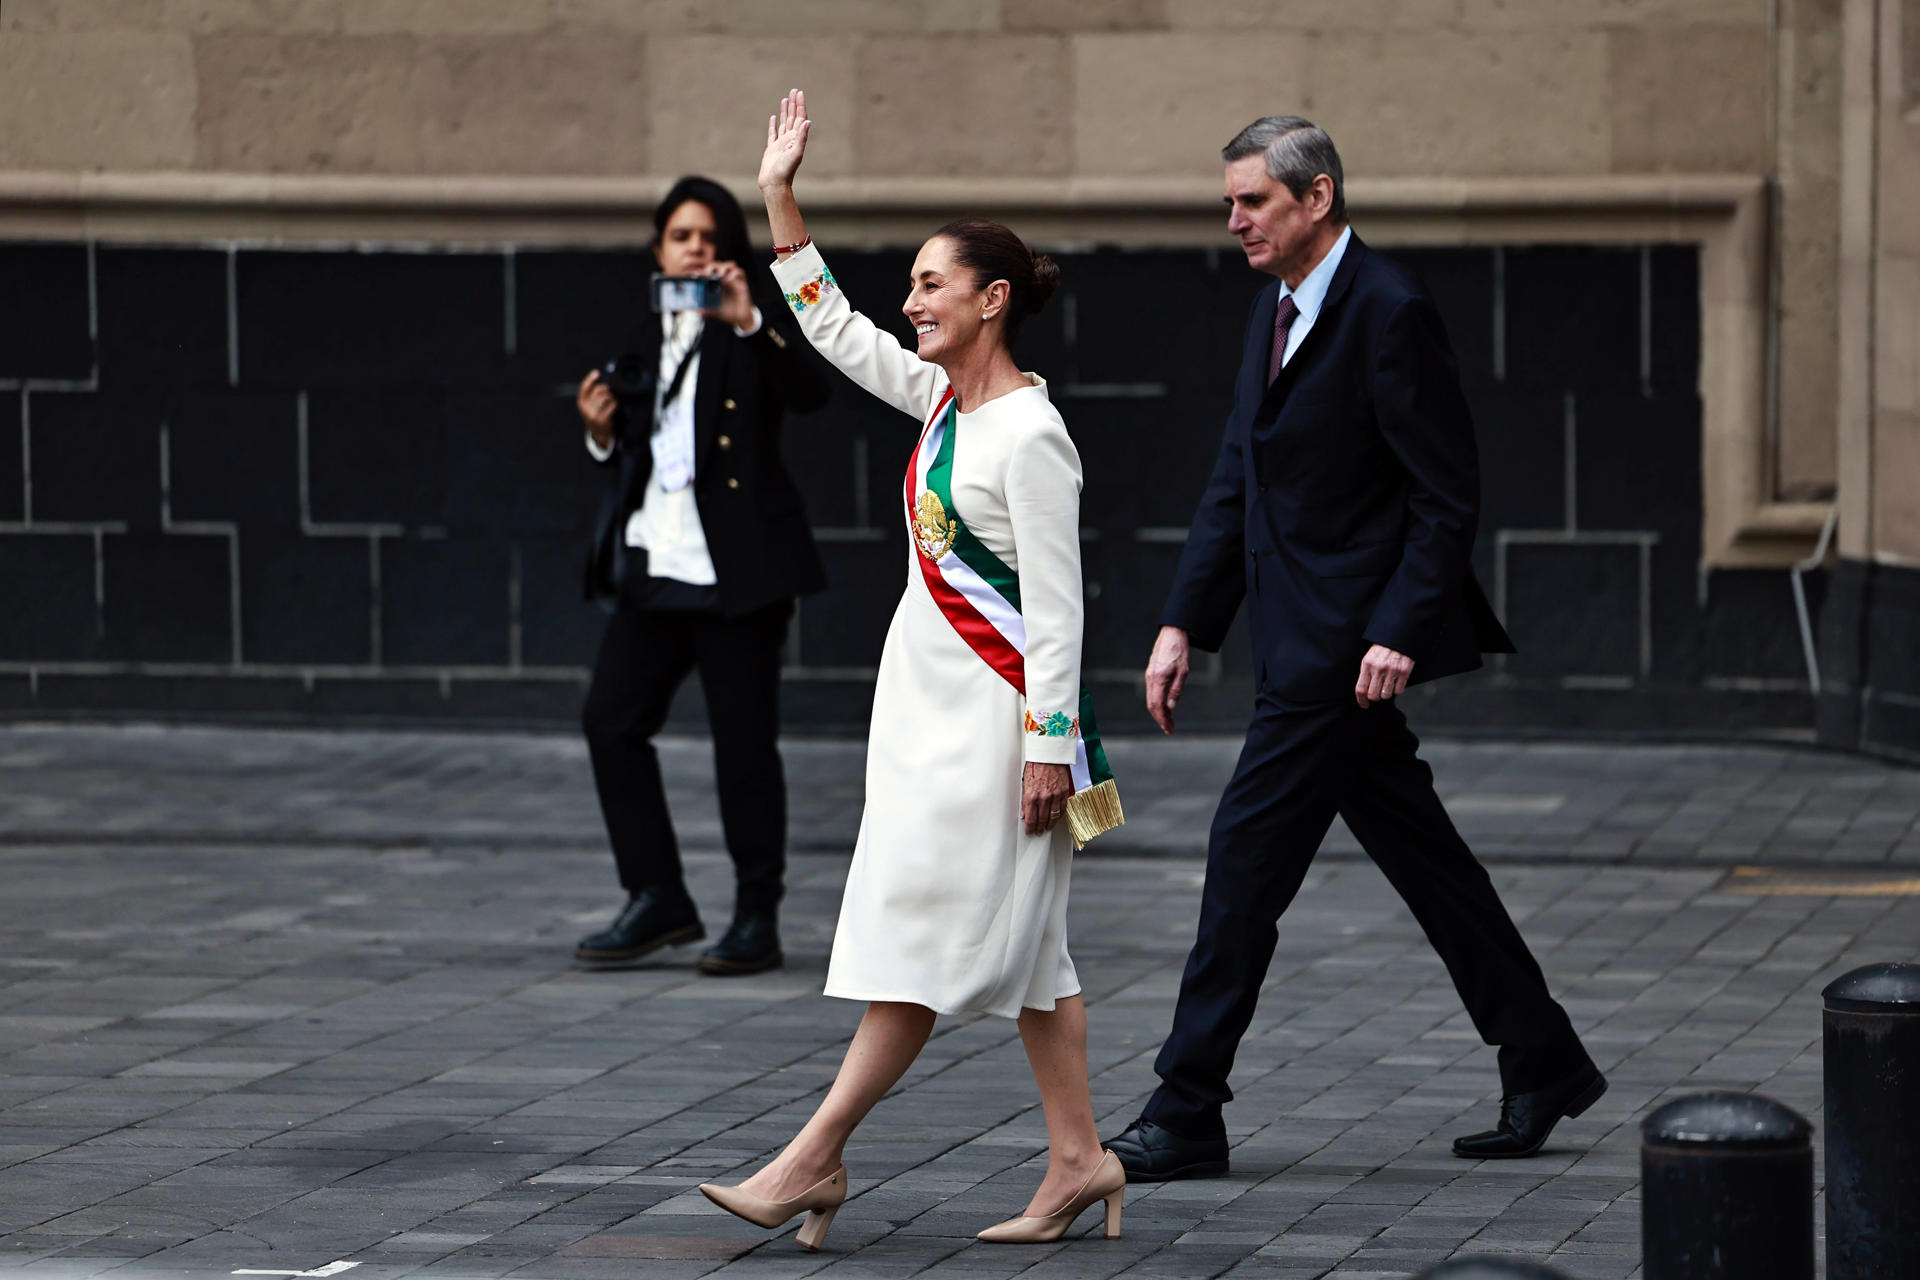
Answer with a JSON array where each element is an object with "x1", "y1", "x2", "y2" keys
[
  {"x1": 1641, "y1": 1092, "x2": 1813, "y2": 1280},
  {"x1": 1823, "y1": 962, "x2": 1920, "y2": 1280},
  {"x1": 1415, "y1": 1261, "x2": 1570, "y2": 1279}
]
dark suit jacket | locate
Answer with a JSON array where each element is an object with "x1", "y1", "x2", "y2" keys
[
  {"x1": 1161, "y1": 232, "x2": 1514, "y2": 701},
  {"x1": 585, "y1": 297, "x2": 830, "y2": 618}
]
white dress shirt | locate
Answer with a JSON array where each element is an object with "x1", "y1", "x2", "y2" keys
[
  {"x1": 584, "y1": 306, "x2": 761, "y2": 587},
  {"x1": 1276, "y1": 224, "x2": 1352, "y2": 369}
]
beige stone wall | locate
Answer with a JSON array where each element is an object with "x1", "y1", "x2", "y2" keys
[
  {"x1": 0, "y1": 0, "x2": 1792, "y2": 181},
  {"x1": 0, "y1": 0, "x2": 1846, "y2": 517},
  {"x1": 1835, "y1": 0, "x2": 1919, "y2": 565},
  {"x1": 1866, "y1": 0, "x2": 1920, "y2": 560}
]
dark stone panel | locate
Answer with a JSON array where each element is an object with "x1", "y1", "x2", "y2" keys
[
  {"x1": 1504, "y1": 246, "x2": 1642, "y2": 392},
  {"x1": 1469, "y1": 390, "x2": 1566, "y2": 534},
  {"x1": 95, "y1": 248, "x2": 229, "y2": 391},
  {"x1": 0, "y1": 534, "x2": 99, "y2": 660},
  {"x1": 1386, "y1": 247, "x2": 1497, "y2": 389},
  {"x1": 0, "y1": 674, "x2": 35, "y2": 711},
  {"x1": 1698, "y1": 568, "x2": 1812, "y2": 682},
  {"x1": 0, "y1": 244, "x2": 92, "y2": 381},
  {"x1": 517, "y1": 536, "x2": 605, "y2": 669},
  {"x1": 1404, "y1": 674, "x2": 1814, "y2": 735},
  {"x1": 1862, "y1": 693, "x2": 1920, "y2": 764},
  {"x1": 166, "y1": 391, "x2": 301, "y2": 529},
  {"x1": 102, "y1": 533, "x2": 232, "y2": 663},
  {"x1": 0, "y1": 391, "x2": 21, "y2": 523},
  {"x1": 443, "y1": 393, "x2": 598, "y2": 537},
  {"x1": 237, "y1": 250, "x2": 506, "y2": 390},
  {"x1": 781, "y1": 391, "x2": 897, "y2": 530},
  {"x1": 1084, "y1": 537, "x2": 1185, "y2": 674},
  {"x1": 29, "y1": 389, "x2": 163, "y2": 526},
  {"x1": 1816, "y1": 558, "x2": 1869, "y2": 749},
  {"x1": 507, "y1": 249, "x2": 655, "y2": 389},
  {"x1": 241, "y1": 537, "x2": 372, "y2": 665},
  {"x1": 1503, "y1": 541, "x2": 1641, "y2": 677},
  {"x1": 379, "y1": 537, "x2": 510, "y2": 666},
  {"x1": 443, "y1": 678, "x2": 588, "y2": 723},
  {"x1": 774, "y1": 676, "x2": 877, "y2": 738},
  {"x1": 305, "y1": 390, "x2": 446, "y2": 527},
  {"x1": 1648, "y1": 246, "x2": 1701, "y2": 396},
  {"x1": 1070, "y1": 396, "x2": 1221, "y2": 534},
  {"x1": 797, "y1": 537, "x2": 904, "y2": 669},
  {"x1": 1863, "y1": 557, "x2": 1920, "y2": 697},
  {"x1": 29, "y1": 673, "x2": 310, "y2": 718},
  {"x1": 1069, "y1": 249, "x2": 1219, "y2": 390},
  {"x1": 308, "y1": 677, "x2": 453, "y2": 719},
  {"x1": 1573, "y1": 392, "x2": 1702, "y2": 540}
]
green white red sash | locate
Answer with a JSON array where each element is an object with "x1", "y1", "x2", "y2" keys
[{"x1": 905, "y1": 386, "x2": 1123, "y2": 847}]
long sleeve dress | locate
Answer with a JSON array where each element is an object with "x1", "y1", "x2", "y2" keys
[{"x1": 771, "y1": 243, "x2": 1106, "y2": 1019}]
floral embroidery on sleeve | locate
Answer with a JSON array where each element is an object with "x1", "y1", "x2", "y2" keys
[
  {"x1": 1024, "y1": 709, "x2": 1081, "y2": 738},
  {"x1": 783, "y1": 267, "x2": 839, "y2": 314}
]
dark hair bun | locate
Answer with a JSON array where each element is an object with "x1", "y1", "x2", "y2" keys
[{"x1": 1028, "y1": 254, "x2": 1060, "y2": 313}]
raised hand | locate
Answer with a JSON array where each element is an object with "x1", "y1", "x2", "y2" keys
[{"x1": 759, "y1": 89, "x2": 811, "y2": 192}]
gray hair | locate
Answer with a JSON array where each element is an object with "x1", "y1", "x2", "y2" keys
[{"x1": 1221, "y1": 116, "x2": 1346, "y2": 223}]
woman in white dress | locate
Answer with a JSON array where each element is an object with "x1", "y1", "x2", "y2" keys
[{"x1": 698, "y1": 90, "x2": 1126, "y2": 1250}]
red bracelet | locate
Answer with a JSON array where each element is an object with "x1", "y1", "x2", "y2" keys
[{"x1": 773, "y1": 235, "x2": 811, "y2": 256}]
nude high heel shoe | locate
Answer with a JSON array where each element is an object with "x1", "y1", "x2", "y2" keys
[
  {"x1": 698, "y1": 1165, "x2": 847, "y2": 1252},
  {"x1": 975, "y1": 1150, "x2": 1125, "y2": 1243}
]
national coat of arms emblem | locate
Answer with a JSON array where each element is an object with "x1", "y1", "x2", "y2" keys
[{"x1": 912, "y1": 490, "x2": 958, "y2": 561}]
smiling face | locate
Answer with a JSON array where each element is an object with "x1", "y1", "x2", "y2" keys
[
  {"x1": 1223, "y1": 153, "x2": 1329, "y2": 284},
  {"x1": 901, "y1": 235, "x2": 1006, "y2": 365},
  {"x1": 654, "y1": 200, "x2": 719, "y2": 276}
]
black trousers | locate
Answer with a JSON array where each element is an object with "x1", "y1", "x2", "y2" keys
[
  {"x1": 581, "y1": 599, "x2": 793, "y2": 915},
  {"x1": 1143, "y1": 694, "x2": 1591, "y2": 1137}
]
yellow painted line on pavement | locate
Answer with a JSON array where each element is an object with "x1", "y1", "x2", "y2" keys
[{"x1": 1724, "y1": 866, "x2": 1920, "y2": 896}]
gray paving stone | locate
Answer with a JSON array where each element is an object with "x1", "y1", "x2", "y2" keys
[{"x1": 1, "y1": 725, "x2": 1917, "y2": 1276}]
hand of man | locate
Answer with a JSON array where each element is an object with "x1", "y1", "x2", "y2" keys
[
  {"x1": 702, "y1": 261, "x2": 758, "y2": 333},
  {"x1": 1355, "y1": 643, "x2": 1414, "y2": 707},
  {"x1": 1022, "y1": 762, "x2": 1074, "y2": 837},
  {"x1": 1145, "y1": 625, "x2": 1192, "y2": 734},
  {"x1": 576, "y1": 370, "x2": 617, "y2": 449}
]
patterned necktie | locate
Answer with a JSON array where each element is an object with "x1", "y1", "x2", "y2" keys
[{"x1": 1267, "y1": 293, "x2": 1301, "y2": 385}]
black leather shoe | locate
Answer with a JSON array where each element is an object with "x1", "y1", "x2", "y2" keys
[
  {"x1": 1103, "y1": 1116, "x2": 1229, "y2": 1182},
  {"x1": 1452, "y1": 1063, "x2": 1607, "y2": 1159},
  {"x1": 698, "y1": 913, "x2": 783, "y2": 975},
  {"x1": 574, "y1": 888, "x2": 703, "y2": 966}
]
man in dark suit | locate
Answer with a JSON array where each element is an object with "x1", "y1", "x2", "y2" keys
[
  {"x1": 572, "y1": 176, "x2": 829, "y2": 976},
  {"x1": 1106, "y1": 119, "x2": 1604, "y2": 1179}
]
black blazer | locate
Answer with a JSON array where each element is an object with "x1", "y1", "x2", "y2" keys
[
  {"x1": 585, "y1": 299, "x2": 830, "y2": 618},
  {"x1": 1162, "y1": 233, "x2": 1514, "y2": 701}
]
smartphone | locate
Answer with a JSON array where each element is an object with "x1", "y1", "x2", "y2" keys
[{"x1": 651, "y1": 273, "x2": 723, "y2": 314}]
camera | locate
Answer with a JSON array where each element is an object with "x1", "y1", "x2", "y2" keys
[
  {"x1": 599, "y1": 353, "x2": 655, "y2": 403},
  {"x1": 651, "y1": 273, "x2": 724, "y2": 313}
]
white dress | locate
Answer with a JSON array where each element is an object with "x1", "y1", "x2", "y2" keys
[{"x1": 772, "y1": 244, "x2": 1085, "y2": 1019}]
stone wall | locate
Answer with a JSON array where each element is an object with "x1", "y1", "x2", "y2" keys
[
  {"x1": 1821, "y1": 0, "x2": 1920, "y2": 760},
  {"x1": 0, "y1": 0, "x2": 1882, "y2": 742},
  {"x1": 0, "y1": 0, "x2": 1841, "y2": 535}
]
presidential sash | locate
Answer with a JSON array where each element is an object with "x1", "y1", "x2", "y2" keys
[{"x1": 905, "y1": 386, "x2": 1124, "y2": 849}]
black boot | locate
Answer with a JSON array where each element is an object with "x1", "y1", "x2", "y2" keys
[
  {"x1": 698, "y1": 912, "x2": 783, "y2": 975},
  {"x1": 574, "y1": 887, "x2": 703, "y2": 967},
  {"x1": 1452, "y1": 1062, "x2": 1607, "y2": 1158}
]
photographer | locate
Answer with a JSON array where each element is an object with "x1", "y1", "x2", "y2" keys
[{"x1": 574, "y1": 175, "x2": 829, "y2": 975}]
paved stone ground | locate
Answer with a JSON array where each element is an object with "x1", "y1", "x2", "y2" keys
[
  {"x1": 2, "y1": 724, "x2": 1918, "y2": 1280},
  {"x1": 6, "y1": 724, "x2": 1920, "y2": 866}
]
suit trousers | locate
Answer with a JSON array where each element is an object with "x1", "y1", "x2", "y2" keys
[
  {"x1": 581, "y1": 599, "x2": 793, "y2": 915},
  {"x1": 1143, "y1": 694, "x2": 1590, "y2": 1138}
]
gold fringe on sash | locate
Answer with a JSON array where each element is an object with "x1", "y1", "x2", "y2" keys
[{"x1": 1066, "y1": 778, "x2": 1126, "y2": 851}]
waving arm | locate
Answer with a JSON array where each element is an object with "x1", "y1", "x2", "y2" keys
[{"x1": 758, "y1": 90, "x2": 942, "y2": 420}]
